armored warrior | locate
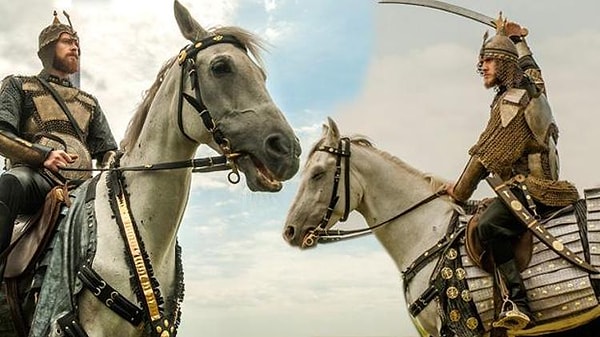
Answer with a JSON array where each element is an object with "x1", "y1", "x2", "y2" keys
[
  {"x1": 448, "y1": 14, "x2": 579, "y2": 330},
  {"x1": 0, "y1": 12, "x2": 117, "y2": 282}
]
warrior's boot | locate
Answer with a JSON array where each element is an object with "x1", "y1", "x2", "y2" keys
[
  {"x1": 492, "y1": 259, "x2": 534, "y2": 330},
  {"x1": 0, "y1": 201, "x2": 14, "y2": 283}
]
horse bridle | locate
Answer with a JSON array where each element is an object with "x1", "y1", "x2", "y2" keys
[
  {"x1": 176, "y1": 34, "x2": 249, "y2": 184},
  {"x1": 302, "y1": 138, "x2": 446, "y2": 248},
  {"x1": 60, "y1": 35, "x2": 251, "y2": 183}
]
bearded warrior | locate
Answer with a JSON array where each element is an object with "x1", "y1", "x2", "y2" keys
[
  {"x1": 448, "y1": 14, "x2": 579, "y2": 330},
  {"x1": 0, "y1": 12, "x2": 117, "y2": 282}
]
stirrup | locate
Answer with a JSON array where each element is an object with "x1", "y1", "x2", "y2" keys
[{"x1": 492, "y1": 299, "x2": 531, "y2": 330}]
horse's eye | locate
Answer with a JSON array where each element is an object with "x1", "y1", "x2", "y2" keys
[
  {"x1": 312, "y1": 171, "x2": 325, "y2": 181},
  {"x1": 211, "y1": 59, "x2": 232, "y2": 76}
]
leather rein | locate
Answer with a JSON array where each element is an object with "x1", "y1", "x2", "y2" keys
[
  {"x1": 62, "y1": 34, "x2": 249, "y2": 184},
  {"x1": 302, "y1": 138, "x2": 447, "y2": 247}
]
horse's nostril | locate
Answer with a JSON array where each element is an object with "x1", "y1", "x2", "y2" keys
[
  {"x1": 283, "y1": 226, "x2": 295, "y2": 241},
  {"x1": 265, "y1": 134, "x2": 290, "y2": 158}
]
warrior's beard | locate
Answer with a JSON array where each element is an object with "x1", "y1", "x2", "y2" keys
[
  {"x1": 484, "y1": 76, "x2": 499, "y2": 89},
  {"x1": 53, "y1": 54, "x2": 79, "y2": 74}
]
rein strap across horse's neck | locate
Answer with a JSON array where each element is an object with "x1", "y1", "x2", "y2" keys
[{"x1": 303, "y1": 137, "x2": 447, "y2": 246}]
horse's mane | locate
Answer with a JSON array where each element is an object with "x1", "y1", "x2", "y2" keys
[
  {"x1": 120, "y1": 26, "x2": 267, "y2": 153},
  {"x1": 309, "y1": 135, "x2": 451, "y2": 193}
]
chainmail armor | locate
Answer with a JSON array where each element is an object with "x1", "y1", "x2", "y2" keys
[
  {"x1": 469, "y1": 91, "x2": 532, "y2": 178},
  {"x1": 469, "y1": 90, "x2": 578, "y2": 206}
]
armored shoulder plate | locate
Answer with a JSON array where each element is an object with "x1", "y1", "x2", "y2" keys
[
  {"x1": 499, "y1": 88, "x2": 527, "y2": 127},
  {"x1": 524, "y1": 94, "x2": 559, "y2": 180},
  {"x1": 524, "y1": 94, "x2": 555, "y2": 145}
]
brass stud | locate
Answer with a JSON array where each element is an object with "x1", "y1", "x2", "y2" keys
[
  {"x1": 461, "y1": 289, "x2": 472, "y2": 302},
  {"x1": 446, "y1": 248, "x2": 458, "y2": 260},
  {"x1": 466, "y1": 317, "x2": 479, "y2": 330},
  {"x1": 446, "y1": 287, "x2": 459, "y2": 299},
  {"x1": 441, "y1": 267, "x2": 453, "y2": 280},
  {"x1": 552, "y1": 241, "x2": 565, "y2": 251},
  {"x1": 510, "y1": 200, "x2": 523, "y2": 211},
  {"x1": 455, "y1": 268, "x2": 466, "y2": 280},
  {"x1": 449, "y1": 309, "x2": 461, "y2": 322}
]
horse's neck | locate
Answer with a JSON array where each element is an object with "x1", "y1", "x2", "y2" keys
[
  {"x1": 352, "y1": 147, "x2": 455, "y2": 272},
  {"x1": 118, "y1": 73, "x2": 199, "y2": 264}
]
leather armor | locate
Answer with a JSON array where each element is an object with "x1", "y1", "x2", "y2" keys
[{"x1": 0, "y1": 72, "x2": 117, "y2": 181}]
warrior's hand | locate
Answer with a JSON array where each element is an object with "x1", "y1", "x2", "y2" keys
[
  {"x1": 504, "y1": 21, "x2": 528, "y2": 38},
  {"x1": 444, "y1": 183, "x2": 458, "y2": 200},
  {"x1": 43, "y1": 150, "x2": 78, "y2": 172}
]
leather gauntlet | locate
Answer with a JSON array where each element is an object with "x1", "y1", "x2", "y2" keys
[
  {"x1": 0, "y1": 131, "x2": 52, "y2": 167},
  {"x1": 453, "y1": 156, "x2": 489, "y2": 202}
]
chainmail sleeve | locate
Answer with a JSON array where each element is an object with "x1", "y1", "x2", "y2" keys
[
  {"x1": 86, "y1": 97, "x2": 117, "y2": 161},
  {"x1": 0, "y1": 76, "x2": 53, "y2": 165},
  {"x1": 0, "y1": 75, "x2": 24, "y2": 133}
]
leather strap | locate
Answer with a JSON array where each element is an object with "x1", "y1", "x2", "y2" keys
[
  {"x1": 57, "y1": 312, "x2": 91, "y2": 337},
  {"x1": 408, "y1": 283, "x2": 440, "y2": 317},
  {"x1": 77, "y1": 263, "x2": 143, "y2": 327},
  {"x1": 35, "y1": 76, "x2": 86, "y2": 144},
  {"x1": 486, "y1": 174, "x2": 599, "y2": 274}
]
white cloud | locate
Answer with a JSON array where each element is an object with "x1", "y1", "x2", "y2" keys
[{"x1": 178, "y1": 228, "x2": 414, "y2": 337}]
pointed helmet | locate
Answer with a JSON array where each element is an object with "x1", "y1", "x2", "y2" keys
[
  {"x1": 38, "y1": 10, "x2": 77, "y2": 53},
  {"x1": 479, "y1": 13, "x2": 518, "y2": 63}
]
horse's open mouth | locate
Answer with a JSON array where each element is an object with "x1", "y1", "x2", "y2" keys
[{"x1": 235, "y1": 154, "x2": 283, "y2": 191}]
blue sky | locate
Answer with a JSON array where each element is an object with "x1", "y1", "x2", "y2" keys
[{"x1": 1, "y1": 1, "x2": 600, "y2": 337}]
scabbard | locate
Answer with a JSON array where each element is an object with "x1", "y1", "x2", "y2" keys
[{"x1": 486, "y1": 174, "x2": 599, "y2": 274}]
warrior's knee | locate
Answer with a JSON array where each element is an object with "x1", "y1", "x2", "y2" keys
[
  {"x1": 0, "y1": 173, "x2": 26, "y2": 206},
  {"x1": 0, "y1": 173, "x2": 25, "y2": 217},
  {"x1": 477, "y1": 219, "x2": 497, "y2": 244}
]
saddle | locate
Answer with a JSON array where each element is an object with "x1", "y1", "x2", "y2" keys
[
  {"x1": 464, "y1": 197, "x2": 533, "y2": 274},
  {"x1": 3, "y1": 184, "x2": 70, "y2": 278}
]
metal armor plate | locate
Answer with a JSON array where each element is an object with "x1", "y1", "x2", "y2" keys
[{"x1": 524, "y1": 94, "x2": 558, "y2": 179}]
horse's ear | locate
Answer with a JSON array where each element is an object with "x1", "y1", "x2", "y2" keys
[
  {"x1": 325, "y1": 117, "x2": 340, "y2": 142},
  {"x1": 174, "y1": 0, "x2": 209, "y2": 42}
]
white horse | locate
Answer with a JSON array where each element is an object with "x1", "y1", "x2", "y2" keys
[
  {"x1": 283, "y1": 117, "x2": 600, "y2": 337},
  {"x1": 6, "y1": 1, "x2": 301, "y2": 337}
]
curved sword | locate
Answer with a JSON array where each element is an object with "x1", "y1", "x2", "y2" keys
[{"x1": 378, "y1": 0, "x2": 496, "y2": 28}]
